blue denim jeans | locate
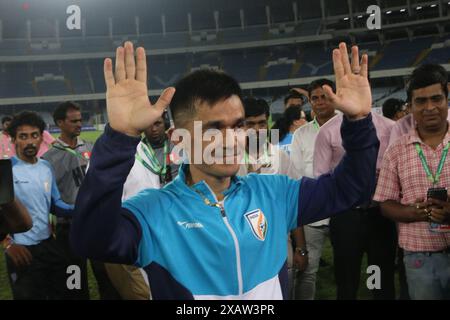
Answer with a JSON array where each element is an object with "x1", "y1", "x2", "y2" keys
[{"x1": 403, "y1": 250, "x2": 450, "y2": 300}]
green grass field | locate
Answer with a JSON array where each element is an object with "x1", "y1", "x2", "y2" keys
[{"x1": 0, "y1": 130, "x2": 390, "y2": 300}]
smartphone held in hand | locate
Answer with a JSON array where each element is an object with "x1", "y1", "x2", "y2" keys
[{"x1": 427, "y1": 187, "x2": 450, "y2": 233}]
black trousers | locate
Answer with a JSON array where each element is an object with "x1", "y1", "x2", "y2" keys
[
  {"x1": 56, "y1": 222, "x2": 121, "y2": 300},
  {"x1": 5, "y1": 237, "x2": 67, "y2": 300},
  {"x1": 54, "y1": 223, "x2": 90, "y2": 300},
  {"x1": 329, "y1": 206, "x2": 397, "y2": 300}
]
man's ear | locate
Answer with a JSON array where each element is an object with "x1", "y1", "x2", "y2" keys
[{"x1": 56, "y1": 119, "x2": 64, "y2": 128}]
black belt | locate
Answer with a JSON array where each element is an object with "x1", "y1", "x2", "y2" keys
[{"x1": 409, "y1": 247, "x2": 450, "y2": 256}]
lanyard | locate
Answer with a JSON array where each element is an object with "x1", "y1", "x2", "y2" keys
[
  {"x1": 312, "y1": 118, "x2": 320, "y2": 130},
  {"x1": 52, "y1": 144, "x2": 90, "y2": 161},
  {"x1": 136, "y1": 139, "x2": 170, "y2": 177},
  {"x1": 414, "y1": 142, "x2": 450, "y2": 185}
]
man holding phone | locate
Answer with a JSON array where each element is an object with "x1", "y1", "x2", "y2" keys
[{"x1": 374, "y1": 64, "x2": 450, "y2": 300}]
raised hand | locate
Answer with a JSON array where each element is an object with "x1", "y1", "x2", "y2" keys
[
  {"x1": 323, "y1": 43, "x2": 371, "y2": 120},
  {"x1": 104, "y1": 41, "x2": 175, "y2": 137}
]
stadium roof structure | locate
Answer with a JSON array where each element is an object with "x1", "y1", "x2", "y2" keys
[{"x1": 0, "y1": 0, "x2": 449, "y2": 106}]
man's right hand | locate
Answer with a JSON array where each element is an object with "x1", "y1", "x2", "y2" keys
[
  {"x1": 5, "y1": 244, "x2": 32, "y2": 267},
  {"x1": 411, "y1": 198, "x2": 433, "y2": 222},
  {"x1": 104, "y1": 41, "x2": 175, "y2": 137}
]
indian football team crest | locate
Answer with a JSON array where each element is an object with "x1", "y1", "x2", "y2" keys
[{"x1": 244, "y1": 209, "x2": 268, "y2": 241}]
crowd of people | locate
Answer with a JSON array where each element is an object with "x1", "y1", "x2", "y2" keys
[{"x1": 0, "y1": 41, "x2": 449, "y2": 300}]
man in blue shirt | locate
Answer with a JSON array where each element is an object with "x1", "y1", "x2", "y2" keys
[
  {"x1": 71, "y1": 42, "x2": 379, "y2": 299},
  {"x1": 5, "y1": 111, "x2": 73, "y2": 300}
]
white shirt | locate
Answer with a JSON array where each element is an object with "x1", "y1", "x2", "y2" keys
[
  {"x1": 289, "y1": 120, "x2": 329, "y2": 227},
  {"x1": 122, "y1": 141, "x2": 161, "y2": 201},
  {"x1": 237, "y1": 144, "x2": 292, "y2": 177}
]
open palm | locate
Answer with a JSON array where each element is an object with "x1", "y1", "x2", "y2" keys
[
  {"x1": 104, "y1": 42, "x2": 175, "y2": 137},
  {"x1": 323, "y1": 43, "x2": 372, "y2": 119}
]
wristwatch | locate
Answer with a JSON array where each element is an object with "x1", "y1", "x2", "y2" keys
[{"x1": 295, "y1": 247, "x2": 308, "y2": 256}]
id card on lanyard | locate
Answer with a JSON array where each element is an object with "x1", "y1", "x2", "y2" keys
[{"x1": 415, "y1": 142, "x2": 450, "y2": 233}]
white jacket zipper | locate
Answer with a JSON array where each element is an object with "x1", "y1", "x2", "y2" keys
[{"x1": 205, "y1": 185, "x2": 244, "y2": 296}]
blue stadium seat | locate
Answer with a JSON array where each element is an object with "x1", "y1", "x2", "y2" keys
[
  {"x1": 37, "y1": 80, "x2": 69, "y2": 96},
  {"x1": 296, "y1": 45, "x2": 333, "y2": 77},
  {"x1": 62, "y1": 61, "x2": 92, "y2": 94},
  {"x1": 1, "y1": 63, "x2": 34, "y2": 97},
  {"x1": 223, "y1": 49, "x2": 267, "y2": 82},
  {"x1": 374, "y1": 36, "x2": 435, "y2": 70},
  {"x1": 266, "y1": 64, "x2": 293, "y2": 80},
  {"x1": 421, "y1": 46, "x2": 450, "y2": 65}
]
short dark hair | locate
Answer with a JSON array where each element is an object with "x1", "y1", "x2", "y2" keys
[
  {"x1": 406, "y1": 64, "x2": 448, "y2": 102},
  {"x1": 382, "y1": 98, "x2": 405, "y2": 120},
  {"x1": 284, "y1": 90, "x2": 306, "y2": 106},
  {"x1": 307, "y1": 78, "x2": 336, "y2": 97},
  {"x1": 7, "y1": 111, "x2": 46, "y2": 138},
  {"x1": 53, "y1": 101, "x2": 82, "y2": 125},
  {"x1": 1, "y1": 116, "x2": 12, "y2": 125},
  {"x1": 242, "y1": 97, "x2": 270, "y2": 118},
  {"x1": 170, "y1": 69, "x2": 242, "y2": 127},
  {"x1": 272, "y1": 105, "x2": 304, "y2": 142}
]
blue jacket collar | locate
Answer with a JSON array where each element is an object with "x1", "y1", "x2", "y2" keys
[{"x1": 172, "y1": 163, "x2": 243, "y2": 203}]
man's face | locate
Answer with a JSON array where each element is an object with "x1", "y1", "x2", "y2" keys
[
  {"x1": 310, "y1": 87, "x2": 335, "y2": 119},
  {"x1": 144, "y1": 116, "x2": 166, "y2": 144},
  {"x1": 58, "y1": 109, "x2": 82, "y2": 138},
  {"x1": 245, "y1": 113, "x2": 268, "y2": 148},
  {"x1": 182, "y1": 95, "x2": 246, "y2": 178},
  {"x1": 245, "y1": 113, "x2": 268, "y2": 133},
  {"x1": 13, "y1": 125, "x2": 43, "y2": 159},
  {"x1": 285, "y1": 98, "x2": 303, "y2": 109},
  {"x1": 411, "y1": 83, "x2": 448, "y2": 132}
]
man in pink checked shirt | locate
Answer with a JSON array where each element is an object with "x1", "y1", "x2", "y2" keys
[
  {"x1": 375, "y1": 64, "x2": 450, "y2": 300},
  {"x1": 313, "y1": 100, "x2": 397, "y2": 300}
]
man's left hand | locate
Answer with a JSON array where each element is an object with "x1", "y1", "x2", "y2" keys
[{"x1": 428, "y1": 198, "x2": 450, "y2": 224}]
